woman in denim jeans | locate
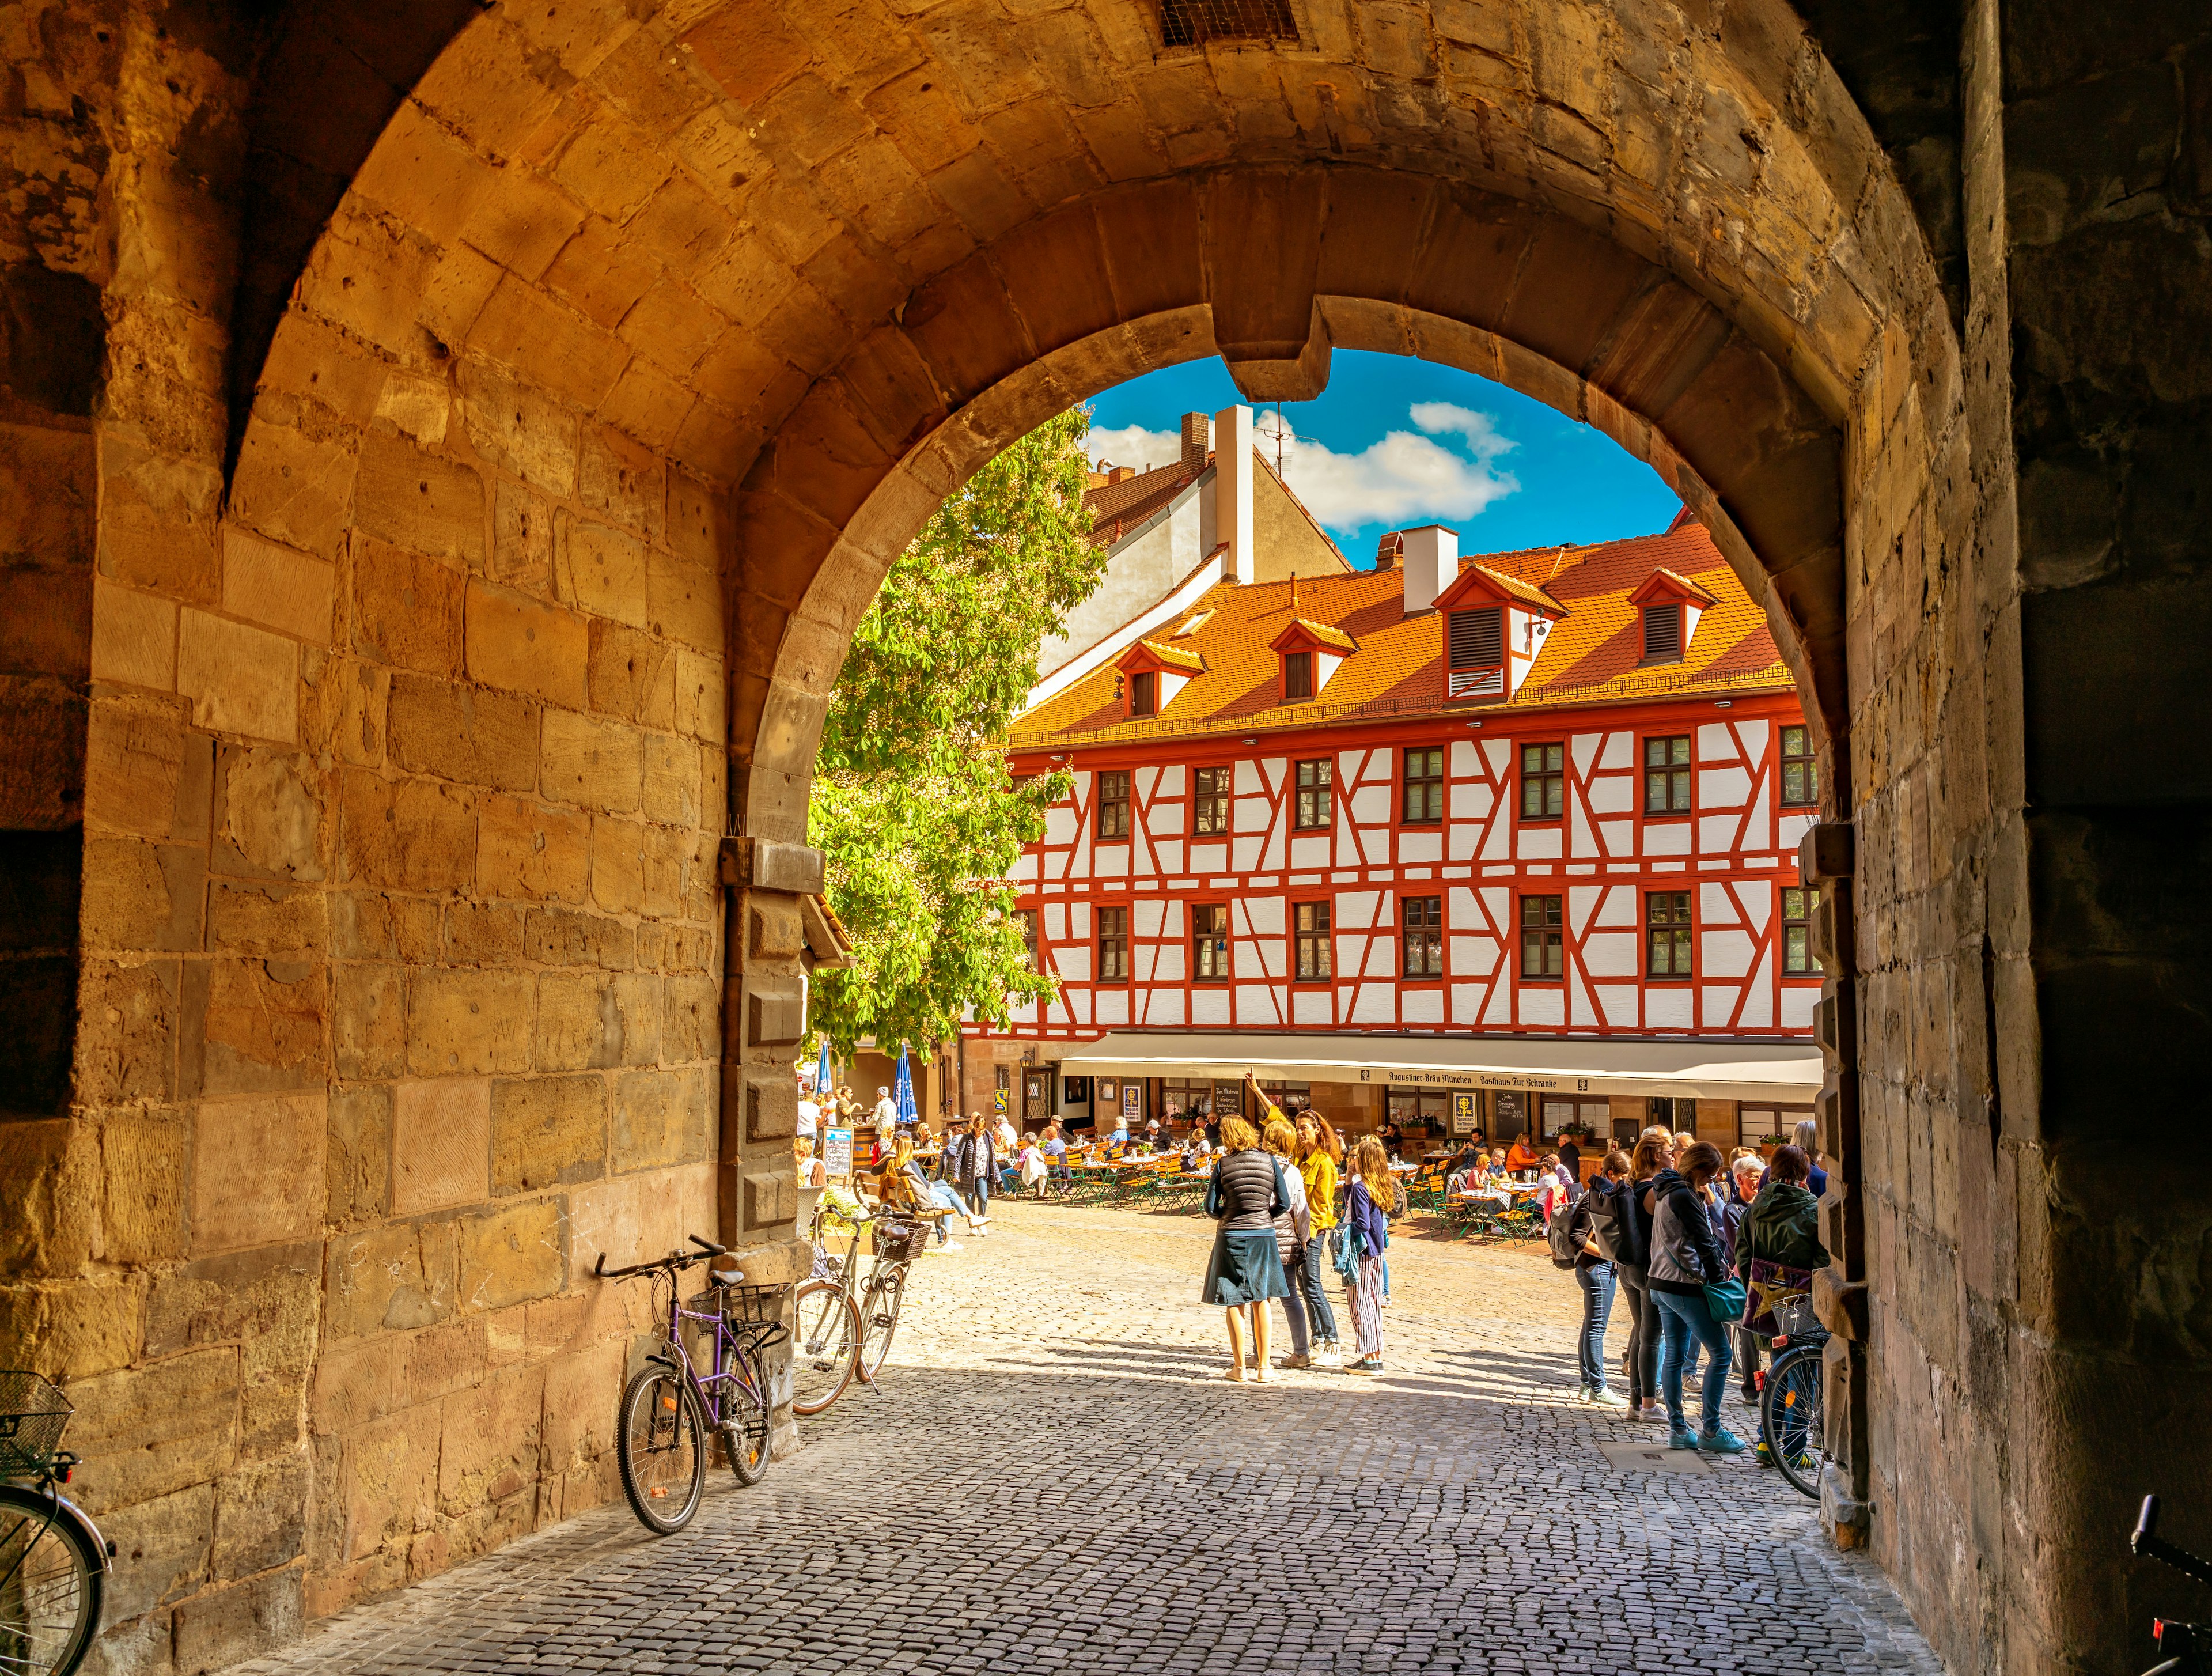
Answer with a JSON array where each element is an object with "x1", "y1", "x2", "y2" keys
[
  {"x1": 1568, "y1": 1151, "x2": 1631, "y2": 1406},
  {"x1": 1645, "y1": 1140, "x2": 1747, "y2": 1453},
  {"x1": 1293, "y1": 1114, "x2": 1344, "y2": 1369}
]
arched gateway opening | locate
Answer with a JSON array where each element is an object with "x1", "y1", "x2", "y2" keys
[{"x1": 16, "y1": 2, "x2": 2203, "y2": 1673}]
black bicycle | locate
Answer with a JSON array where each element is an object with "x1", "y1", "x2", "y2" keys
[
  {"x1": 0, "y1": 1371, "x2": 114, "y2": 1675},
  {"x1": 2133, "y1": 1496, "x2": 2212, "y2": 1674},
  {"x1": 1760, "y1": 1294, "x2": 1830, "y2": 1499},
  {"x1": 593, "y1": 1236, "x2": 785, "y2": 1535}
]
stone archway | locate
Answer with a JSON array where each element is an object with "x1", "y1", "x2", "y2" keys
[{"x1": 16, "y1": 1, "x2": 2196, "y2": 1672}]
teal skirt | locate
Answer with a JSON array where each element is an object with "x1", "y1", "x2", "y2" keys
[{"x1": 1202, "y1": 1227, "x2": 1290, "y2": 1305}]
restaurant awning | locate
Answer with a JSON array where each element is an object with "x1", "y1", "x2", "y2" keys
[{"x1": 1054, "y1": 1032, "x2": 1821, "y2": 1105}]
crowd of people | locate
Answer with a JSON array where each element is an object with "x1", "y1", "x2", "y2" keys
[
  {"x1": 1188, "y1": 1075, "x2": 1404, "y2": 1377},
  {"x1": 794, "y1": 1060, "x2": 1830, "y2": 1447},
  {"x1": 1558, "y1": 1119, "x2": 1831, "y2": 1455}
]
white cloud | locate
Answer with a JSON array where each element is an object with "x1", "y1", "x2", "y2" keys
[
  {"x1": 1086, "y1": 423, "x2": 1184, "y2": 475},
  {"x1": 1253, "y1": 403, "x2": 1520, "y2": 531},
  {"x1": 1406, "y1": 401, "x2": 1514, "y2": 464}
]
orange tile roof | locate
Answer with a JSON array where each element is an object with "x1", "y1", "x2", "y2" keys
[
  {"x1": 1274, "y1": 616, "x2": 1357, "y2": 653},
  {"x1": 1437, "y1": 561, "x2": 1567, "y2": 618},
  {"x1": 1006, "y1": 520, "x2": 1792, "y2": 748},
  {"x1": 1126, "y1": 638, "x2": 1206, "y2": 675}
]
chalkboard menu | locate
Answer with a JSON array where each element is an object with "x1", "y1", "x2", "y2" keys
[{"x1": 1493, "y1": 1090, "x2": 1528, "y2": 1141}]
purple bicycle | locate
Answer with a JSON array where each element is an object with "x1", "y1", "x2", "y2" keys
[{"x1": 594, "y1": 1234, "x2": 783, "y2": 1534}]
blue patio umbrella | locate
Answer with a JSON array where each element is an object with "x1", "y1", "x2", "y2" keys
[
  {"x1": 893, "y1": 1045, "x2": 919, "y2": 1129},
  {"x1": 815, "y1": 1039, "x2": 833, "y2": 1096}
]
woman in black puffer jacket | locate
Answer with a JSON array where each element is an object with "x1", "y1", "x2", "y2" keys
[{"x1": 1645, "y1": 1140, "x2": 1747, "y2": 1454}]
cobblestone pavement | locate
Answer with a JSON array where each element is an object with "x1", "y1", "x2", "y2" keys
[{"x1": 233, "y1": 1200, "x2": 1944, "y2": 1675}]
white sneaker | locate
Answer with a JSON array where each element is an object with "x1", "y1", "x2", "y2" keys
[
  {"x1": 938, "y1": 1240, "x2": 964, "y2": 1251},
  {"x1": 1588, "y1": 1388, "x2": 1631, "y2": 1409},
  {"x1": 1313, "y1": 1346, "x2": 1344, "y2": 1370}
]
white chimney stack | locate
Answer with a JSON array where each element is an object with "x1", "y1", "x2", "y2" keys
[
  {"x1": 1214, "y1": 404, "x2": 1254, "y2": 584},
  {"x1": 1400, "y1": 525, "x2": 1460, "y2": 614}
]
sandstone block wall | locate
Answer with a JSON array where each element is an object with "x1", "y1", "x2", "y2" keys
[
  {"x1": 2, "y1": 13, "x2": 738, "y2": 1656},
  {"x1": 51, "y1": 426, "x2": 732, "y2": 1666}
]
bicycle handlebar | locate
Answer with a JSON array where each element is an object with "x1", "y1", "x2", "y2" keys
[
  {"x1": 2134, "y1": 1495, "x2": 2212, "y2": 1590},
  {"x1": 591, "y1": 1235, "x2": 732, "y2": 1282}
]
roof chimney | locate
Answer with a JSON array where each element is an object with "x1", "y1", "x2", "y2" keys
[
  {"x1": 1400, "y1": 525, "x2": 1460, "y2": 614},
  {"x1": 1180, "y1": 413, "x2": 1210, "y2": 475},
  {"x1": 1213, "y1": 404, "x2": 1254, "y2": 584},
  {"x1": 1374, "y1": 531, "x2": 1402, "y2": 570}
]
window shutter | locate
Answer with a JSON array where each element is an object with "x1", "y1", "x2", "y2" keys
[
  {"x1": 1448, "y1": 606, "x2": 1503, "y2": 669},
  {"x1": 1642, "y1": 602, "x2": 1681, "y2": 660}
]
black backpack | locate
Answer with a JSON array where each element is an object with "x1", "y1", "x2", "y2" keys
[
  {"x1": 1585, "y1": 1178, "x2": 1633, "y2": 1265},
  {"x1": 1547, "y1": 1195, "x2": 1580, "y2": 1269}
]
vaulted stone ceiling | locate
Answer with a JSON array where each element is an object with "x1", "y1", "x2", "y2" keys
[{"x1": 233, "y1": 0, "x2": 1948, "y2": 841}]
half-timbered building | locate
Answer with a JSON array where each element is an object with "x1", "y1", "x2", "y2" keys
[{"x1": 963, "y1": 408, "x2": 1823, "y2": 1157}]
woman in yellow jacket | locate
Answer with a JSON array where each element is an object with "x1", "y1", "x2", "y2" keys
[{"x1": 1293, "y1": 1111, "x2": 1345, "y2": 1369}]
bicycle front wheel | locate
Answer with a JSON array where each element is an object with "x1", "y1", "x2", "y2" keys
[
  {"x1": 858, "y1": 1264, "x2": 907, "y2": 1383},
  {"x1": 0, "y1": 1484, "x2": 104, "y2": 1676},
  {"x1": 1762, "y1": 1345, "x2": 1826, "y2": 1499},
  {"x1": 616, "y1": 1367, "x2": 707, "y2": 1534},
  {"x1": 789, "y1": 1279, "x2": 862, "y2": 1417}
]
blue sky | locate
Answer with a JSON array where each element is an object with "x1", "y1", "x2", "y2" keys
[{"x1": 1083, "y1": 349, "x2": 1683, "y2": 563}]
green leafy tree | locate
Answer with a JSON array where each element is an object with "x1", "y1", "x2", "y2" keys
[{"x1": 808, "y1": 408, "x2": 1103, "y2": 1058}]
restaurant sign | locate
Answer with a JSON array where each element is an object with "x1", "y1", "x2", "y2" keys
[
  {"x1": 823, "y1": 1128, "x2": 853, "y2": 1177},
  {"x1": 1358, "y1": 1066, "x2": 1591, "y2": 1094}
]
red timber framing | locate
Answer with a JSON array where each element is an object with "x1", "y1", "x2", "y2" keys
[{"x1": 997, "y1": 693, "x2": 1821, "y2": 1043}]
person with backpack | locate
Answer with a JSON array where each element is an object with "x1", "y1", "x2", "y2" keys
[
  {"x1": 1616, "y1": 1133, "x2": 1668, "y2": 1418},
  {"x1": 1338, "y1": 1136, "x2": 1396, "y2": 1372},
  {"x1": 1646, "y1": 1139, "x2": 1748, "y2": 1453},
  {"x1": 1553, "y1": 1149, "x2": 1631, "y2": 1406},
  {"x1": 1200, "y1": 1115, "x2": 1294, "y2": 1382},
  {"x1": 1261, "y1": 1117, "x2": 1315, "y2": 1368},
  {"x1": 1736, "y1": 1143, "x2": 1831, "y2": 1403}
]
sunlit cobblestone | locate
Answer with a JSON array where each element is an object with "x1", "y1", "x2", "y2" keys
[{"x1": 231, "y1": 1201, "x2": 1941, "y2": 1675}]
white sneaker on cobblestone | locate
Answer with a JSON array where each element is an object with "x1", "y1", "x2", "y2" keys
[
  {"x1": 1314, "y1": 1345, "x2": 1343, "y2": 1369},
  {"x1": 1588, "y1": 1388, "x2": 1631, "y2": 1408}
]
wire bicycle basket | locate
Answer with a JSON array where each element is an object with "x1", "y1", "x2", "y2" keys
[
  {"x1": 1772, "y1": 1295, "x2": 1828, "y2": 1345},
  {"x1": 692, "y1": 1282, "x2": 790, "y2": 1352},
  {"x1": 873, "y1": 1220, "x2": 930, "y2": 1264},
  {"x1": 0, "y1": 1370, "x2": 73, "y2": 1477}
]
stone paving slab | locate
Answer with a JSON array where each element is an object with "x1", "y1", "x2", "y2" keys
[{"x1": 230, "y1": 1200, "x2": 1945, "y2": 1675}]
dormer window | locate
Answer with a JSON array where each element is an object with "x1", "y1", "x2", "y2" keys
[
  {"x1": 1115, "y1": 638, "x2": 1205, "y2": 721},
  {"x1": 1628, "y1": 568, "x2": 1715, "y2": 667},
  {"x1": 1448, "y1": 604, "x2": 1504, "y2": 696},
  {"x1": 1269, "y1": 616, "x2": 1355, "y2": 704},
  {"x1": 1432, "y1": 562, "x2": 1564, "y2": 702}
]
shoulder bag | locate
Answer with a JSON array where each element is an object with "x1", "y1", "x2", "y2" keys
[
  {"x1": 1331, "y1": 1186, "x2": 1365, "y2": 1280},
  {"x1": 1268, "y1": 1156, "x2": 1299, "y2": 1262}
]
